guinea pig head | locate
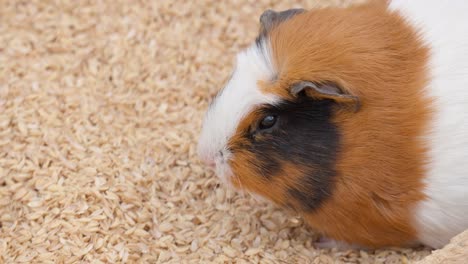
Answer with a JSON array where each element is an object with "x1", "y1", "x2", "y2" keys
[{"x1": 197, "y1": 8, "x2": 361, "y2": 209}]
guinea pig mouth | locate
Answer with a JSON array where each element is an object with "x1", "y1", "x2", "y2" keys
[
  {"x1": 212, "y1": 150, "x2": 234, "y2": 184},
  {"x1": 214, "y1": 161, "x2": 233, "y2": 185}
]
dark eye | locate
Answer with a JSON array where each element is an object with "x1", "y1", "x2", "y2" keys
[{"x1": 259, "y1": 115, "x2": 277, "y2": 130}]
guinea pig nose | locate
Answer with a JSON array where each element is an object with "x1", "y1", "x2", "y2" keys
[
  {"x1": 206, "y1": 160, "x2": 215, "y2": 168},
  {"x1": 200, "y1": 155, "x2": 216, "y2": 168}
]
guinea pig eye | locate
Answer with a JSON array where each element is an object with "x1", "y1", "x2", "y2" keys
[{"x1": 259, "y1": 115, "x2": 277, "y2": 130}]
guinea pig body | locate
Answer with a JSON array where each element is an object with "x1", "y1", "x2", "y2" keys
[{"x1": 198, "y1": 0, "x2": 468, "y2": 249}]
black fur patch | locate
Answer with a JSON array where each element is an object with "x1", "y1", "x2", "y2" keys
[
  {"x1": 247, "y1": 97, "x2": 340, "y2": 212},
  {"x1": 288, "y1": 168, "x2": 336, "y2": 212}
]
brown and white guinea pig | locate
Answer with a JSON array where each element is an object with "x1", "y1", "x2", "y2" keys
[{"x1": 197, "y1": 0, "x2": 468, "y2": 249}]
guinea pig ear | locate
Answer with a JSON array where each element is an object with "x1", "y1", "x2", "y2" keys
[
  {"x1": 291, "y1": 81, "x2": 361, "y2": 112},
  {"x1": 259, "y1": 8, "x2": 305, "y2": 36}
]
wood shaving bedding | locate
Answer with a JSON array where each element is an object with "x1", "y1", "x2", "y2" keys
[{"x1": 0, "y1": 0, "x2": 461, "y2": 263}]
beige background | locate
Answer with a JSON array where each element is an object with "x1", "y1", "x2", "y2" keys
[{"x1": 0, "y1": 0, "x2": 455, "y2": 263}]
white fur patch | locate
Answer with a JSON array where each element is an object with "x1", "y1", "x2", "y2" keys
[
  {"x1": 197, "y1": 40, "x2": 279, "y2": 182},
  {"x1": 390, "y1": 0, "x2": 468, "y2": 248}
]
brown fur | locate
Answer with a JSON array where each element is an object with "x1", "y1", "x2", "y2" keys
[{"x1": 232, "y1": 1, "x2": 432, "y2": 247}]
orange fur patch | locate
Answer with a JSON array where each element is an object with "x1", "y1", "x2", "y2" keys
[{"x1": 232, "y1": 1, "x2": 432, "y2": 247}]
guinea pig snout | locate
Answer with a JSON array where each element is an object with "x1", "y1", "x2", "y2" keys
[
  {"x1": 212, "y1": 151, "x2": 227, "y2": 166},
  {"x1": 198, "y1": 152, "x2": 216, "y2": 168},
  {"x1": 198, "y1": 148, "x2": 227, "y2": 169},
  {"x1": 203, "y1": 158, "x2": 216, "y2": 168}
]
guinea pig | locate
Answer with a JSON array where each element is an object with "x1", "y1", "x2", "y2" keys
[{"x1": 197, "y1": 0, "x2": 468, "y2": 249}]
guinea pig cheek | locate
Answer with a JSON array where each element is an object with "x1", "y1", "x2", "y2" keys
[
  {"x1": 225, "y1": 141, "x2": 282, "y2": 205},
  {"x1": 223, "y1": 137, "x2": 252, "y2": 187},
  {"x1": 228, "y1": 152, "x2": 282, "y2": 204},
  {"x1": 228, "y1": 151, "x2": 307, "y2": 208}
]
